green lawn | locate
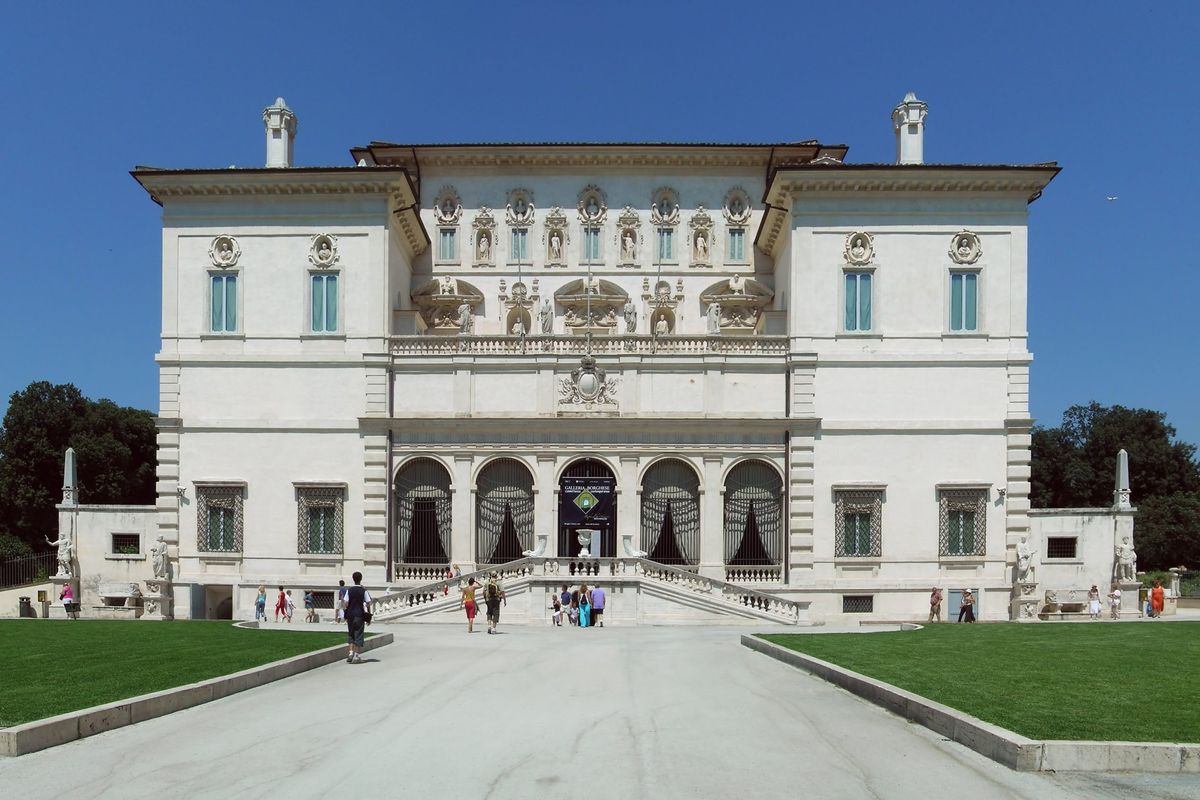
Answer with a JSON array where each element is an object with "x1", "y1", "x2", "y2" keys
[
  {"x1": 0, "y1": 620, "x2": 349, "y2": 727},
  {"x1": 760, "y1": 622, "x2": 1200, "y2": 742}
]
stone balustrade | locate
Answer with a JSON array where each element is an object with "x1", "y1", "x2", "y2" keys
[
  {"x1": 390, "y1": 334, "x2": 788, "y2": 357},
  {"x1": 392, "y1": 563, "x2": 452, "y2": 583},
  {"x1": 724, "y1": 565, "x2": 783, "y2": 583}
]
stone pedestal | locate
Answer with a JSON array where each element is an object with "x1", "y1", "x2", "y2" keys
[
  {"x1": 1119, "y1": 581, "x2": 1140, "y2": 616},
  {"x1": 47, "y1": 576, "x2": 78, "y2": 619},
  {"x1": 140, "y1": 580, "x2": 174, "y2": 620},
  {"x1": 1010, "y1": 581, "x2": 1039, "y2": 621}
]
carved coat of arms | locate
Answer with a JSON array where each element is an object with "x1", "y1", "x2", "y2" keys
[{"x1": 559, "y1": 355, "x2": 618, "y2": 405}]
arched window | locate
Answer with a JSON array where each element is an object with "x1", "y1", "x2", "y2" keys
[
  {"x1": 724, "y1": 461, "x2": 783, "y2": 565},
  {"x1": 395, "y1": 459, "x2": 452, "y2": 565},
  {"x1": 641, "y1": 459, "x2": 700, "y2": 566},
  {"x1": 476, "y1": 458, "x2": 535, "y2": 564}
]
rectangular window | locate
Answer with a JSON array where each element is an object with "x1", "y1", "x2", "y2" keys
[
  {"x1": 438, "y1": 229, "x2": 456, "y2": 261},
  {"x1": 511, "y1": 229, "x2": 528, "y2": 262},
  {"x1": 950, "y1": 272, "x2": 978, "y2": 331},
  {"x1": 297, "y1": 485, "x2": 344, "y2": 555},
  {"x1": 657, "y1": 229, "x2": 674, "y2": 261},
  {"x1": 310, "y1": 273, "x2": 338, "y2": 332},
  {"x1": 110, "y1": 533, "x2": 140, "y2": 555},
  {"x1": 844, "y1": 272, "x2": 872, "y2": 331},
  {"x1": 842, "y1": 595, "x2": 874, "y2": 613},
  {"x1": 938, "y1": 488, "x2": 987, "y2": 556},
  {"x1": 1046, "y1": 537, "x2": 1078, "y2": 559},
  {"x1": 583, "y1": 227, "x2": 601, "y2": 261},
  {"x1": 210, "y1": 273, "x2": 237, "y2": 332},
  {"x1": 834, "y1": 489, "x2": 883, "y2": 558},
  {"x1": 728, "y1": 229, "x2": 746, "y2": 261},
  {"x1": 197, "y1": 485, "x2": 244, "y2": 553}
]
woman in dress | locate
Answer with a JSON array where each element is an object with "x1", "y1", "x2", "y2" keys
[
  {"x1": 459, "y1": 577, "x2": 480, "y2": 633},
  {"x1": 1150, "y1": 580, "x2": 1165, "y2": 618},
  {"x1": 957, "y1": 590, "x2": 976, "y2": 623},
  {"x1": 1087, "y1": 584, "x2": 1102, "y2": 620},
  {"x1": 578, "y1": 583, "x2": 591, "y2": 628},
  {"x1": 274, "y1": 585, "x2": 287, "y2": 622}
]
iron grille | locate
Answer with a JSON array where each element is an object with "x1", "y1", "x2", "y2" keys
[
  {"x1": 197, "y1": 485, "x2": 243, "y2": 553},
  {"x1": 834, "y1": 490, "x2": 882, "y2": 558},
  {"x1": 842, "y1": 595, "x2": 874, "y2": 613},
  {"x1": 938, "y1": 488, "x2": 987, "y2": 556},
  {"x1": 111, "y1": 533, "x2": 141, "y2": 554},
  {"x1": 1046, "y1": 537, "x2": 1077, "y2": 559},
  {"x1": 297, "y1": 486, "x2": 344, "y2": 554}
]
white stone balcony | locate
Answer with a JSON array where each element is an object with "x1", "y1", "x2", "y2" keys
[{"x1": 389, "y1": 334, "x2": 788, "y2": 357}]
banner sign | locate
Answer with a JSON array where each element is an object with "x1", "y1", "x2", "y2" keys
[{"x1": 559, "y1": 477, "x2": 615, "y2": 529}]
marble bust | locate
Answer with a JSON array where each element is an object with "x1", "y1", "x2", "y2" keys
[
  {"x1": 316, "y1": 241, "x2": 333, "y2": 264},
  {"x1": 655, "y1": 314, "x2": 669, "y2": 335},
  {"x1": 728, "y1": 274, "x2": 745, "y2": 294}
]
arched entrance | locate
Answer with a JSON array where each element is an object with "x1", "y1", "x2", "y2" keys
[
  {"x1": 476, "y1": 458, "x2": 535, "y2": 564},
  {"x1": 559, "y1": 458, "x2": 617, "y2": 557},
  {"x1": 641, "y1": 458, "x2": 700, "y2": 566},
  {"x1": 724, "y1": 460, "x2": 783, "y2": 566},
  {"x1": 395, "y1": 458, "x2": 452, "y2": 566}
]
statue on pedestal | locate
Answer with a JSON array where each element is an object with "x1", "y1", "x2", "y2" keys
[
  {"x1": 539, "y1": 299, "x2": 553, "y2": 335},
  {"x1": 1115, "y1": 537, "x2": 1137, "y2": 582},
  {"x1": 1016, "y1": 537, "x2": 1037, "y2": 582},
  {"x1": 706, "y1": 302, "x2": 721, "y2": 334},
  {"x1": 45, "y1": 532, "x2": 74, "y2": 578},
  {"x1": 151, "y1": 535, "x2": 170, "y2": 579},
  {"x1": 623, "y1": 300, "x2": 637, "y2": 334},
  {"x1": 457, "y1": 302, "x2": 473, "y2": 334}
]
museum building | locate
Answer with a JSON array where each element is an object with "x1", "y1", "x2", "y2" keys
[{"x1": 50, "y1": 93, "x2": 1137, "y2": 624}]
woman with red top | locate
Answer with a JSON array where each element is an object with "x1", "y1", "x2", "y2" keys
[
  {"x1": 274, "y1": 585, "x2": 287, "y2": 622},
  {"x1": 1150, "y1": 580, "x2": 1165, "y2": 618}
]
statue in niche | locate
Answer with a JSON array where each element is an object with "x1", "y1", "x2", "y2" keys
[
  {"x1": 457, "y1": 302, "x2": 473, "y2": 334},
  {"x1": 729, "y1": 196, "x2": 746, "y2": 218},
  {"x1": 706, "y1": 302, "x2": 722, "y2": 334},
  {"x1": 440, "y1": 198, "x2": 456, "y2": 220},
  {"x1": 695, "y1": 233, "x2": 708, "y2": 260},
  {"x1": 216, "y1": 240, "x2": 235, "y2": 265},
  {"x1": 1016, "y1": 537, "x2": 1037, "y2": 582},
  {"x1": 439, "y1": 275, "x2": 457, "y2": 295},
  {"x1": 657, "y1": 197, "x2": 673, "y2": 219},
  {"x1": 728, "y1": 274, "x2": 745, "y2": 294},
  {"x1": 550, "y1": 231, "x2": 562, "y2": 261},
  {"x1": 151, "y1": 535, "x2": 169, "y2": 579},
  {"x1": 510, "y1": 197, "x2": 531, "y2": 223},
  {"x1": 315, "y1": 240, "x2": 334, "y2": 264},
  {"x1": 586, "y1": 196, "x2": 600, "y2": 219},
  {"x1": 587, "y1": 275, "x2": 600, "y2": 295},
  {"x1": 1115, "y1": 537, "x2": 1137, "y2": 582},
  {"x1": 956, "y1": 235, "x2": 974, "y2": 261},
  {"x1": 477, "y1": 233, "x2": 491, "y2": 262},
  {"x1": 44, "y1": 531, "x2": 74, "y2": 578},
  {"x1": 622, "y1": 231, "x2": 636, "y2": 261},
  {"x1": 539, "y1": 299, "x2": 553, "y2": 334},
  {"x1": 850, "y1": 236, "x2": 868, "y2": 262},
  {"x1": 623, "y1": 300, "x2": 637, "y2": 334},
  {"x1": 511, "y1": 319, "x2": 526, "y2": 336},
  {"x1": 655, "y1": 314, "x2": 669, "y2": 336}
]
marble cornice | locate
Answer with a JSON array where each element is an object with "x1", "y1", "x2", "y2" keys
[{"x1": 361, "y1": 146, "x2": 786, "y2": 171}]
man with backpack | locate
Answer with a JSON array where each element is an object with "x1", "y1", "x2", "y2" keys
[
  {"x1": 344, "y1": 571, "x2": 372, "y2": 663},
  {"x1": 484, "y1": 572, "x2": 506, "y2": 634}
]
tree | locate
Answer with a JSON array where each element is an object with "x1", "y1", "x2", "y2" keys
[
  {"x1": 0, "y1": 381, "x2": 156, "y2": 551},
  {"x1": 1133, "y1": 493, "x2": 1200, "y2": 572}
]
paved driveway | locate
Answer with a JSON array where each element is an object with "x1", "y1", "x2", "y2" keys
[{"x1": 2, "y1": 624, "x2": 1196, "y2": 799}]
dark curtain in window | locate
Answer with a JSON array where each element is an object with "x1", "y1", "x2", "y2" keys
[{"x1": 730, "y1": 503, "x2": 772, "y2": 565}]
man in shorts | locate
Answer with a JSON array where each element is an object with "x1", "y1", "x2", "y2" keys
[
  {"x1": 344, "y1": 571, "x2": 372, "y2": 663},
  {"x1": 484, "y1": 573, "x2": 506, "y2": 634},
  {"x1": 590, "y1": 584, "x2": 606, "y2": 627}
]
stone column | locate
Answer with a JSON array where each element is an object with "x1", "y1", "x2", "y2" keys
[
  {"x1": 451, "y1": 454, "x2": 475, "y2": 571},
  {"x1": 699, "y1": 455, "x2": 724, "y2": 579},
  {"x1": 618, "y1": 455, "x2": 640, "y2": 554},
  {"x1": 536, "y1": 454, "x2": 557, "y2": 557}
]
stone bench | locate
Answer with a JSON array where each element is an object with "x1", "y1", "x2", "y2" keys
[{"x1": 98, "y1": 582, "x2": 143, "y2": 608}]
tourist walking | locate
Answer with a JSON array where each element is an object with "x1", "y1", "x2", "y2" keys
[
  {"x1": 1087, "y1": 584, "x2": 1102, "y2": 620},
  {"x1": 928, "y1": 587, "x2": 942, "y2": 623},
  {"x1": 957, "y1": 590, "x2": 976, "y2": 623},
  {"x1": 304, "y1": 589, "x2": 317, "y2": 623},
  {"x1": 1108, "y1": 583, "x2": 1122, "y2": 619},
  {"x1": 484, "y1": 573, "x2": 506, "y2": 634},
  {"x1": 344, "y1": 571, "x2": 372, "y2": 663},
  {"x1": 569, "y1": 585, "x2": 580, "y2": 625},
  {"x1": 274, "y1": 586, "x2": 287, "y2": 622},
  {"x1": 560, "y1": 585, "x2": 572, "y2": 626},
  {"x1": 579, "y1": 583, "x2": 591, "y2": 628},
  {"x1": 591, "y1": 584, "x2": 606, "y2": 627},
  {"x1": 255, "y1": 585, "x2": 267, "y2": 622},
  {"x1": 334, "y1": 579, "x2": 346, "y2": 624},
  {"x1": 284, "y1": 589, "x2": 296, "y2": 622},
  {"x1": 59, "y1": 582, "x2": 78, "y2": 620},
  {"x1": 551, "y1": 593, "x2": 563, "y2": 626},
  {"x1": 1150, "y1": 580, "x2": 1165, "y2": 618},
  {"x1": 459, "y1": 577, "x2": 480, "y2": 633}
]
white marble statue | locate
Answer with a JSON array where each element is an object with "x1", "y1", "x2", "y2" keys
[
  {"x1": 216, "y1": 240, "x2": 235, "y2": 265},
  {"x1": 1016, "y1": 537, "x2": 1036, "y2": 582},
  {"x1": 850, "y1": 236, "x2": 868, "y2": 261},
  {"x1": 550, "y1": 231, "x2": 562, "y2": 261},
  {"x1": 655, "y1": 314, "x2": 669, "y2": 336},
  {"x1": 622, "y1": 231, "x2": 636, "y2": 261},
  {"x1": 316, "y1": 241, "x2": 333, "y2": 264},
  {"x1": 695, "y1": 233, "x2": 708, "y2": 260},
  {"x1": 706, "y1": 302, "x2": 721, "y2": 334},
  {"x1": 539, "y1": 299, "x2": 553, "y2": 334},
  {"x1": 457, "y1": 302, "x2": 473, "y2": 334},
  {"x1": 439, "y1": 275, "x2": 457, "y2": 295},
  {"x1": 623, "y1": 300, "x2": 637, "y2": 334},
  {"x1": 477, "y1": 234, "x2": 490, "y2": 262},
  {"x1": 728, "y1": 274, "x2": 745, "y2": 294},
  {"x1": 45, "y1": 532, "x2": 74, "y2": 578},
  {"x1": 956, "y1": 236, "x2": 974, "y2": 260},
  {"x1": 1115, "y1": 537, "x2": 1137, "y2": 582},
  {"x1": 511, "y1": 319, "x2": 526, "y2": 336},
  {"x1": 151, "y1": 534, "x2": 169, "y2": 579}
]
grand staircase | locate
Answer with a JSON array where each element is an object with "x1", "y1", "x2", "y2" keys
[{"x1": 371, "y1": 557, "x2": 806, "y2": 626}]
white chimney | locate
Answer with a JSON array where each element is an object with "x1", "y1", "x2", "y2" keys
[
  {"x1": 892, "y1": 92, "x2": 928, "y2": 165},
  {"x1": 263, "y1": 97, "x2": 297, "y2": 168}
]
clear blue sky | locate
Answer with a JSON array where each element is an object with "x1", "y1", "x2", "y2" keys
[{"x1": 1, "y1": 2, "x2": 1197, "y2": 446}]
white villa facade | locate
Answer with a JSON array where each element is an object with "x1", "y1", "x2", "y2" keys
[{"x1": 43, "y1": 94, "x2": 1143, "y2": 624}]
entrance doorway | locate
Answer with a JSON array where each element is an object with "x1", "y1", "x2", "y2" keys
[{"x1": 559, "y1": 458, "x2": 617, "y2": 557}]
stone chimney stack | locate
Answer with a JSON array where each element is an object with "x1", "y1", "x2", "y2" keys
[
  {"x1": 892, "y1": 92, "x2": 928, "y2": 165},
  {"x1": 263, "y1": 97, "x2": 297, "y2": 168}
]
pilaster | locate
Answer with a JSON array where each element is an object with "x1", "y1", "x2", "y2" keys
[
  {"x1": 361, "y1": 432, "x2": 388, "y2": 578},
  {"x1": 536, "y1": 454, "x2": 557, "y2": 556},
  {"x1": 786, "y1": 425, "x2": 817, "y2": 584},
  {"x1": 699, "y1": 455, "x2": 724, "y2": 578},
  {"x1": 451, "y1": 454, "x2": 474, "y2": 567},
  {"x1": 618, "y1": 455, "x2": 640, "y2": 554}
]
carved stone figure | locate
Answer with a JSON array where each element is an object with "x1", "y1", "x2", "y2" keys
[
  {"x1": 695, "y1": 233, "x2": 708, "y2": 260},
  {"x1": 1016, "y1": 537, "x2": 1036, "y2": 582},
  {"x1": 439, "y1": 275, "x2": 457, "y2": 295},
  {"x1": 45, "y1": 532, "x2": 74, "y2": 578},
  {"x1": 728, "y1": 274, "x2": 745, "y2": 294},
  {"x1": 949, "y1": 231, "x2": 982, "y2": 264},
  {"x1": 706, "y1": 302, "x2": 722, "y2": 334},
  {"x1": 151, "y1": 534, "x2": 169, "y2": 579},
  {"x1": 851, "y1": 237, "x2": 867, "y2": 261},
  {"x1": 844, "y1": 231, "x2": 874, "y2": 266},
  {"x1": 1115, "y1": 537, "x2": 1137, "y2": 581},
  {"x1": 511, "y1": 319, "x2": 526, "y2": 336},
  {"x1": 655, "y1": 314, "x2": 669, "y2": 336},
  {"x1": 623, "y1": 300, "x2": 637, "y2": 334},
  {"x1": 539, "y1": 299, "x2": 553, "y2": 334},
  {"x1": 457, "y1": 302, "x2": 473, "y2": 334},
  {"x1": 550, "y1": 231, "x2": 562, "y2": 261},
  {"x1": 217, "y1": 241, "x2": 235, "y2": 264},
  {"x1": 477, "y1": 234, "x2": 490, "y2": 262},
  {"x1": 622, "y1": 231, "x2": 636, "y2": 261},
  {"x1": 586, "y1": 197, "x2": 599, "y2": 218},
  {"x1": 316, "y1": 241, "x2": 333, "y2": 264},
  {"x1": 559, "y1": 354, "x2": 618, "y2": 405},
  {"x1": 210, "y1": 235, "x2": 240, "y2": 267}
]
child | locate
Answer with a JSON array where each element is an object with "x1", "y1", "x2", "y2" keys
[
  {"x1": 304, "y1": 589, "x2": 317, "y2": 623},
  {"x1": 1108, "y1": 583, "x2": 1122, "y2": 620},
  {"x1": 284, "y1": 589, "x2": 295, "y2": 623},
  {"x1": 334, "y1": 579, "x2": 346, "y2": 624},
  {"x1": 551, "y1": 595, "x2": 562, "y2": 626},
  {"x1": 255, "y1": 585, "x2": 267, "y2": 622}
]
